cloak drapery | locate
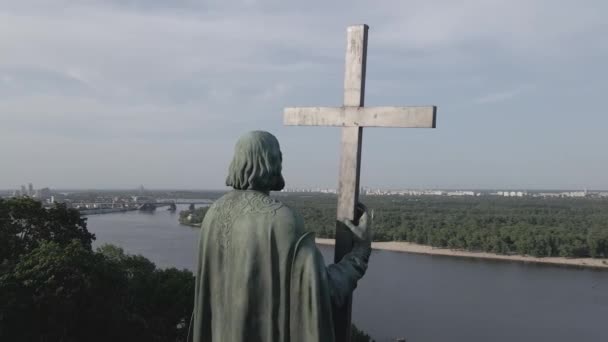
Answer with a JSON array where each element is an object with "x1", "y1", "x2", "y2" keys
[{"x1": 189, "y1": 190, "x2": 368, "y2": 342}]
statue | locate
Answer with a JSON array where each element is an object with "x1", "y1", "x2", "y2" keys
[{"x1": 188, "y1": 131, "x2": 372, "y2": 342}]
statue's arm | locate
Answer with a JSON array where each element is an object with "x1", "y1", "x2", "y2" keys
[
  {"x1": 326, "y1": 207, "x2": 373, "y2": 308},
  {"x1": 326, "y1": 239, "x2": 371, "y2": 308},
  {"x1": 291, "y1": 205, "x2": 372, "y2": 308}
]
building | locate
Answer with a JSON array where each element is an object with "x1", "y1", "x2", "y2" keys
[
  {"x1": 38, "y1": 187, "x2": 51, "y2": 200},
  {"x1": 446, "y1": 191, "x2": 475, "y2": 196}
]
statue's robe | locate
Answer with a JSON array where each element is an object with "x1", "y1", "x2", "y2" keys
[{"x1": 189, "y1": 190, "x2": 367, "y2": 342}]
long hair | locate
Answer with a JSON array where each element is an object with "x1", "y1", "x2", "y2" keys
[{"x1": 225, "y1": 131, "x2": 285, "y2": 191}]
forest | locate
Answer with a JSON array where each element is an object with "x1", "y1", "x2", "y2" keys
[
  {"x1": 184, "y1": 193, "x2": 608, "y2": 258},
  {"x1": 276, "y1": 193, "x2": 608, "y2": 258},
  {"x1": 182, "y1": 193, "x2": 608, "y2": 258}
]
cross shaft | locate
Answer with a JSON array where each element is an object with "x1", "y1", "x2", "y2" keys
[{"x1": 283, "y1": 24, "x2": 437, "y2": 342}]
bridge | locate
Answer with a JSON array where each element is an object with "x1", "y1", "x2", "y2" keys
[
  {"x1": 156, "y1": 199, "x2": 214, "y2": 205},
  {"x1": 66, "y1": 199, "x2": 213, "y2": 211}
]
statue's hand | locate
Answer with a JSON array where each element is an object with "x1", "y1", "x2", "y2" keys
[{"x1": 341, "y1": 203, "x2": 373, "y2": 243}]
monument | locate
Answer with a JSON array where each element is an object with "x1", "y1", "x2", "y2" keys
[
  {"x1": 190, "y1": 24, "x2": 438, "y2": 342},
  {"x1": 189, "y1": 131, "x2": 373, "y2": 342},
  {"x1": 284, "y1": 24, "x2": 437, "y2": 341}
]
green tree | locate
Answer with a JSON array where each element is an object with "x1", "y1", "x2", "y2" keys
[
  {"x1": 0, "y1": 240, "x2": 129, "y2": 342},
  {"x1": 351, "y1": 324, "x2": 375, "y2": 342},
  {"x1": 0, "y1": 198, "x2": 194, "y2": 342},
  {"x1": 0, "y1": 197, "x2": 93, "y2": 264},
  {"x1": 277, "y1": 193, "x2": 608, "y2": 259},
  {"x1": 97, "y1": 245, "x2": 194, "y2": 341},
  {"x1": 179, "y1": 206, "x2": 209, "y2": 226},
  {"x1": 588, "y1": 227, "x2": 608, "y2": 258}
]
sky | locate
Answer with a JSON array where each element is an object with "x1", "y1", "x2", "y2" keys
[{"x1": 1, "y1": 0, "x2": 607, "y2": 190}]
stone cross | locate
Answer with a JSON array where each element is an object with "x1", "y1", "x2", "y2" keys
[{"x1": 283, "y1": 24, "x2": 437, "y2": 342}]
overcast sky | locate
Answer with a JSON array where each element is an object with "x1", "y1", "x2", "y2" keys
[{"x1": 1, "y1": 0, "x2": 607, "y2": 190}]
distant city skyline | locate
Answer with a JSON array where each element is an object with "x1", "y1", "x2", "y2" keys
[
  {"x1": 1, "y1": 1, "x2": 607, "y2": 190},
  {"x1": 3, "y1": 184, "x2": 607, "y2": 192}
]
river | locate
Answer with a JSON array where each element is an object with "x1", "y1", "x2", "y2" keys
[{"x1": 86, "y1": 204, "x2": 608, "y2": 342}]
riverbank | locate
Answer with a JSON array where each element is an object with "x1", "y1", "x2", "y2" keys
[
  {"x1": 315, "y1": 238, "x2": 608, "y2": 269},
  {"x1": 179, "y1": 222, "x2": 200, "y2": 227},
  {"x1": 80, "y1": 208, "x2": 138, "y2": 215}
]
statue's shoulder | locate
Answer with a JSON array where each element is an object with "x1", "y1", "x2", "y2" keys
[
  {"x1": 273, "y1": 202, "x2": 300, "y2": 224},
  {"x1": 210, "y1": 191, "x2": 303, "y2": 231},
  {"x1": 267, "y1": 199, "x2": 308, "y2": 242},
  {"x1": 243, "y1": 191, "x2": 285, "y2": 214},
  {"x1": 206, "y1": 192, "x2": 233, "y2": 212},
  {"x1": 212, "y1": 190, "x2": 286, "y2": 215}
]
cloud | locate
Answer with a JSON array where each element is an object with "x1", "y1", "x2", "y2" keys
[
  {"x1": 473, "y1": 85, "x2": 534, "y2": 104},
  {"x1": 0, "y1": 0, "x2": 607, "y2": 188}
]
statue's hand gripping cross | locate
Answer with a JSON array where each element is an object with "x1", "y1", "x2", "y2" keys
[{"x1": 283, "y1": 25, "x2": 437, "y2": 342}]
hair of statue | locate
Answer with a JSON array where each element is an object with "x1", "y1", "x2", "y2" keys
[{"x1": 225, "y1": 131, "x2": 285, "y2": 191}]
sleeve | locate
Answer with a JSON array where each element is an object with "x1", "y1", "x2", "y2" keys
[
  {"x1": 326, "y1": 242, "x2": 371, "y2": 308},
  {"x1": 291, "y1": 209, "x2": 371, "y2": 309},
  {"x1": 290, "y1": 232, "x2": 335, "y2": 342}
]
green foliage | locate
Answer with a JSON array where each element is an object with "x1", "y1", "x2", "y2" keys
[
  {"x1": 0, "y1": 197, "x2": 94, "y2": 265},
  {"x1": 352, "y1": 323, "x2": 375, "y2": 342},
  {"x1": 179, "y1": 206, "x2": 209, "y2": 226},
  {"x1": 97, "y1": 245, "x2": 194, "y2": 341},
  {"x1": 0, "y1": 198, "x2": 194, "y2": 342},
  {"x1": 0, "y1": 240, "x2": 127, "y2": 342},
  {"x1": 277, "y1": 193, "x2": 608, "y2": 258}
]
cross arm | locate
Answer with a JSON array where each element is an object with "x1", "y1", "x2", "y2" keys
[{"x1": 284, "y1": 106, "x2": 437, "y2": 128}]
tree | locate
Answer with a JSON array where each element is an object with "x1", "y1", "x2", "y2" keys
[
  {"x1": 0, "y1": 198, "x2": 194, "y2": 342},
  {"x1": 179, "y1": 206, "x2": 209, "y2": 226},
  {"x1": 352, "y1": 324, "x2": 375, "y2": 342},
  {"x1": 0, "y1": 240, "x2": 128, "y2": 342},
  {"x1": 97, "y1": 245, "x2": 194, "y2": 341},
  {"x1": 0, "y1": 198, "x2": 94, "y2": 264},
  {"x1": 277, "y1": 193, "x2": 608, "y2": 259},
  {"x1": 588, "y1": 227, "x2": 608, "y2": 258}
]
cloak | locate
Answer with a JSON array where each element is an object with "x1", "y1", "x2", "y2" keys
[{"x1": 189, "y1": 190, "x2": 344, "y2": 342}]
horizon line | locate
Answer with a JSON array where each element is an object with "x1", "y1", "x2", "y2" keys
[{"x1": 2, "y1": 187, "x2": 607, "y2": 192}]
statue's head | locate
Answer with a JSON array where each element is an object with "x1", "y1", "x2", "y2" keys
[{"x1": 226, "y1": 131, "x2": 285, "y2": 192}]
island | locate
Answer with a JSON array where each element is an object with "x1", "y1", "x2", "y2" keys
[{"x1": 179, "y1": 205, "x2": 209, "y2": 227}]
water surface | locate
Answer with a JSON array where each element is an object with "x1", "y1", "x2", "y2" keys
[{"x1": 87, "y1": 206, "x2": 608, "y2": 342}]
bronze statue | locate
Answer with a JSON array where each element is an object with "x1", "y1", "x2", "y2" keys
[{"x1": 189, "y1": 131, "x2": 372, "y2": 342}]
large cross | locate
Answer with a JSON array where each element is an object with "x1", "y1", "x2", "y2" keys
[{"x1": 283, "y1": 24, "x2": 437, "y2": 342}]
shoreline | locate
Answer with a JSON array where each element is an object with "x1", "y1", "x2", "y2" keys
[
  {"x1": 178, "y1": 221, "x2": 201, "y2": 227},
  {"x1": 79, "y1": 208, "x2": 138, "y2": 215},
  {"x1": 315, "y1": 238, "x2": 608, "y2": 269}
]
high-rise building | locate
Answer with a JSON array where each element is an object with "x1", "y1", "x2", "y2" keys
[
  {"x1": 21, "y1": 185, "x2": 27, "y2": 197},
  {"x1": 38, "y1": 188, "x2": 51, "y2": 199},
  {"x1": 28, "y1": 183, "x2": 34, "y2": 196}
]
